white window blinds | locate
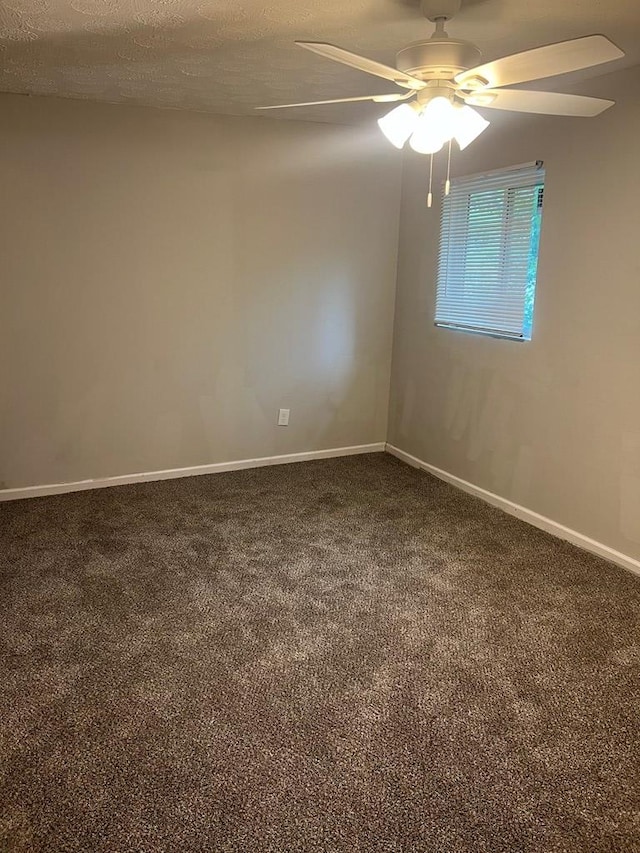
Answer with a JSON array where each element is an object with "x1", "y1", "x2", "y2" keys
[{"x1": 435, "y1": 161, "x2": 545, "y2": 340}]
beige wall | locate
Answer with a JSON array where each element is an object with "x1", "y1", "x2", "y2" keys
[
  {"x1": 4, "y1": 70, "x2": 639, "y2": 564},
  {"x1": 0, "y1": 94, "x2": 401, "y2": 489},
  {"x1": 388, "y1": 66, "x2": 640, "y2": 562}
]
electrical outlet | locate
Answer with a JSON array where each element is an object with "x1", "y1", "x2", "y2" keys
[{"x1": 278, "y1": 408, "x2": 290, "y2": 426}]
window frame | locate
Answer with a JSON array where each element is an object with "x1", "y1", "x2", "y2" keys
[{"x1": 434, "y1": 161, "x2": 545, "y2": 342}]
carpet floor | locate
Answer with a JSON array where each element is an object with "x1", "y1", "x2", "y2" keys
[{"x1": 1, "y1": 453, "x2": 639, "y2": 852}]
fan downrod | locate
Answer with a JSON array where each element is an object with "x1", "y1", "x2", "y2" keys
[{"x1": 420, "y1": 0, "x2": 462, "y2": 23}]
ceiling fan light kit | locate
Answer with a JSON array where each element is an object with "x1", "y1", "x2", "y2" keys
[
  {"x1": 381, "y1": 89, "x2": 490, "y2": 154},
  {"x1": 257, "y1": 0, "x2": 624, "y2": 205}
]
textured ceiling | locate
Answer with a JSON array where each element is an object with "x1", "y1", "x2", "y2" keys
[{"x1": 0, "y1": 0, "x2": 638, "y2": 124}]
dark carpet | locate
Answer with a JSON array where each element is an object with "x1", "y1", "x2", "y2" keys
[{"x1": 1, "y1": 453, "x2": 639, "y2": 853}]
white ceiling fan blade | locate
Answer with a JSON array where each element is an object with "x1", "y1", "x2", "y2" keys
[
  {"x1": 456, "y1": 35, "x2": 624, "y2": 90},
  {"x1": 296, "y1": 42, "x2": 426, "y2": 90},
  {"x1": 463, "y1": 88, "x2": 614, "y2": 116},
  {"x1": 255, "y1": 92, "x2": 411, "y2": 110}
]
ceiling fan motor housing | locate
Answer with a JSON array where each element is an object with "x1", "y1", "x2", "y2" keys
[{"x1": 396, "y1": 38, "x2": 482, "y2": 81}]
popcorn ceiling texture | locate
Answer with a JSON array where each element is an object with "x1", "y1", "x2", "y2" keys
[
  {"x1": 0, "y1": 0, "x2": 637, "y2": 123},
  {"x1": 1, "y1": 454, "x2": 639, "y2": 851}
]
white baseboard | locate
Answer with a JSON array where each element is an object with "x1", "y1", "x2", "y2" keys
[
  {"x1": 0, "y1": 443, "x2": 385, "y2": 502},
  {"x1": 385, "y1": 443, "x2": 640, "y2": 578}
]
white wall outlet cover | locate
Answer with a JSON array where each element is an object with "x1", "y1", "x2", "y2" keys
[{"x1": 278, "y1": 408, "x2": 290, "y2": 426}]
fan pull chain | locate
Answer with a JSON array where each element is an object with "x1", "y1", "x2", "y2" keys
[
  {"x1": 427, "y1": 153, "x2": 434, "y2": 208},
  {"x1": 445, "y1": 139, "x2": 452, "y2": 196}
]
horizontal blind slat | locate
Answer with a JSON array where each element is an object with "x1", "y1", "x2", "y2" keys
[{"x1": 436, "y1": 162, "x2": 544, "y2": 340}]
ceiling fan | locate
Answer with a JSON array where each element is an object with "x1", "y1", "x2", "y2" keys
[{"x1": 256, "y1": 0, "x2": 624, "y2": 184}]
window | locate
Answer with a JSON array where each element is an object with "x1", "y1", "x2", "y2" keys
[{"x1": 435, "y1": 161, "x2": 545, "y2": 341}]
